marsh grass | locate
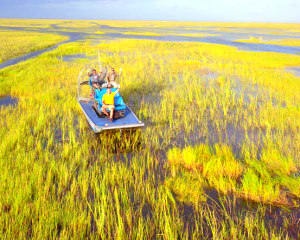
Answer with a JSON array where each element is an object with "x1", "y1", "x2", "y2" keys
[
  {"x1": 0, "y1": 24, "x2": 300, "y2": 239},
  {"x1": 0, "y1": 29, "x2": 68, "y2": 64},
  {"x1": 236, "y1": 37, "x2": 300, "y2": 47}
]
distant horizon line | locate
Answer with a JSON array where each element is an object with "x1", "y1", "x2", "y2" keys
[{"x1": 0, "y1": 17, "x2": 299, "y2": 24}]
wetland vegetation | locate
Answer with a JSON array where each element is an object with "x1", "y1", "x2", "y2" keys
[
  {"x1": 236, "y1": 37, "x2": 300, "y2": 47},
  {"x1": 0, "y1": 29, "x2": 68, "y2": 64},
  {"x1": 0, "y1": 19, "x2": 300, "y2": 239}
]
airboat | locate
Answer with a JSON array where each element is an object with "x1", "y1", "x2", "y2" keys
[{"x1": 77, "y1": 63, "x2": 144, "y2": 133}]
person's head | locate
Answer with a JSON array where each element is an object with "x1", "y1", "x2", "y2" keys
[
  {"x1": 111, "y1": 67, "x2": 115, "y2": 73},
  {"x1": 107, "y1": 83, "x2": 112, "y2": 93},
  {"x1": 93, "y1": 82, "x2": 100, "y2": 89},
  {"x1": 92, "y1": 69, "x2": 97, "y2": 75}
]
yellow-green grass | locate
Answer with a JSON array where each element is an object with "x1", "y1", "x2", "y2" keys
[
  {"x1": 0, "y1": 29, "x2": 68, "y2": 64},
  {"x1": 53, "y1": 21, "x2": 100, "y2": 29},
  {"x1": 0, "y1": 32, "x2": 300, "y2": 239},
  {"x1": 122, "y1": 32, "x2": 165, "y2": 36},
  {"x1": 2, "y1": 18, "x2": 300, "y2": 32},
  {"x1": 236, "y1": 37, "x2": 300, "y2": 47},
  {"x1": 0, "y1": 18, "x2": 62, "y2": 28},
  {"x1": 122, "y1": 32, "x2": 218, "y2": 37},
  {"x1": 167, "y1": 144, "x2": 299, "y2": 206},
  {"x1": 90, "y1": 20, "x2": 300, "y2": 30}
]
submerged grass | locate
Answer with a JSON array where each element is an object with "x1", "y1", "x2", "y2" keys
[{"x1": 0, "y1": 22, "x2": 300, "y2": 239}]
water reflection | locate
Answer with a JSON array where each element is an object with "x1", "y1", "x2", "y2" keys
[{"x1": 0, "y1": 96, "x2": 18, "y2": 108}]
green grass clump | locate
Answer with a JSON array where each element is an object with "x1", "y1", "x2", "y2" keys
[
  {"x1": 166, "y1": 172, "x2": 206, "y2": 203},
  {"x1": 260, "y1": 146, "x2": 297, "y2": 176},
  {"x1": 167, "y1": 143, "x2": 299, "y2": 206},
  {"x1": 203, "y1": 145, "x2": 243, "y2": 180},
  {"x1": 240, "y1": 168, "x2": 280, "y2": 203}
]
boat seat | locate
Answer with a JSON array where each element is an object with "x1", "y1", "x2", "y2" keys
[{"x1": 95, "y1": 88, "x2": 127, "y2": 111}]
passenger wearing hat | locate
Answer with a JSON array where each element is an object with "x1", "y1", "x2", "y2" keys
[
  {"x1": 105, "y1": 67, "x2": 120, "y2": 88},
  {"x1": 106, "y1": 67, "x2": 117, "y2": 82},
  {"x1": 101, "y1": 83, "x2": 120, "y2": 121}
]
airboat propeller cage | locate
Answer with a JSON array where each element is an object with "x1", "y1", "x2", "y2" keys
[{"x1": 77, "y1": 62, "x2": 144, "y2": 133}]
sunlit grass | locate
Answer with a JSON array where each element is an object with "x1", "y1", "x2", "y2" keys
[
  {"x1": 167, "y1": 144, "x2": 298, "y2": 206},
  {"x1": 0, "y1": 18, "x2": 61, "y2": 28},
  {"x1": 0, "y1": 29, "x2": 68, "y2": 64},
  {"x1": 0, "y1": 21, "x2": 300, "y2": 239},
  {"x1": 2, "y1": 18, "x2": 299, "y2": 34},
  {"x1": 123, "y1": 32, "x2": 164, "y2": 36},
  {"x1": 90, "y1": 20, "x2": 300, "y2": 30},
  {"x1": 122, "y1": 32, "x2": 218, "y2": 37},
  {"x1": 236, "y1": 36, "x2": 300, "y2": 46}
]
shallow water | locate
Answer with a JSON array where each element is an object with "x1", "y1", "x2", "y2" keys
[
  {"x1": 286, "y1": 67, "x2": 300, "y2": 77},
  {"x1": 0, "y1": 43, "x2": 66, "y2": 70},
  {"x1": 106, "y1": 33, "x2": 300, "y2": 55},
  {"x1": 0, "y1": 26, "x2": 90, "y2": 70},
  {"x1": 1, "y1": 24, "x2": 300, "y2": 72},
  {"x1": 0, "y1": 23, "x2": 299, "y2": 238},
  {"x1": 62, "y1": 54, "x2": 90, "y2": 62},
  {"x1": 0, "y1": 96, "x2": 18, "y2": 108}
]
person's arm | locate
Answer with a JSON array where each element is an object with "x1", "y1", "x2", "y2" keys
[
  {"x1": 105, "y1": 72, "x2": 109, "y2": 82},
  {"x1": 113, "y1": 73, "x2": 118, "y2": 82}
]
